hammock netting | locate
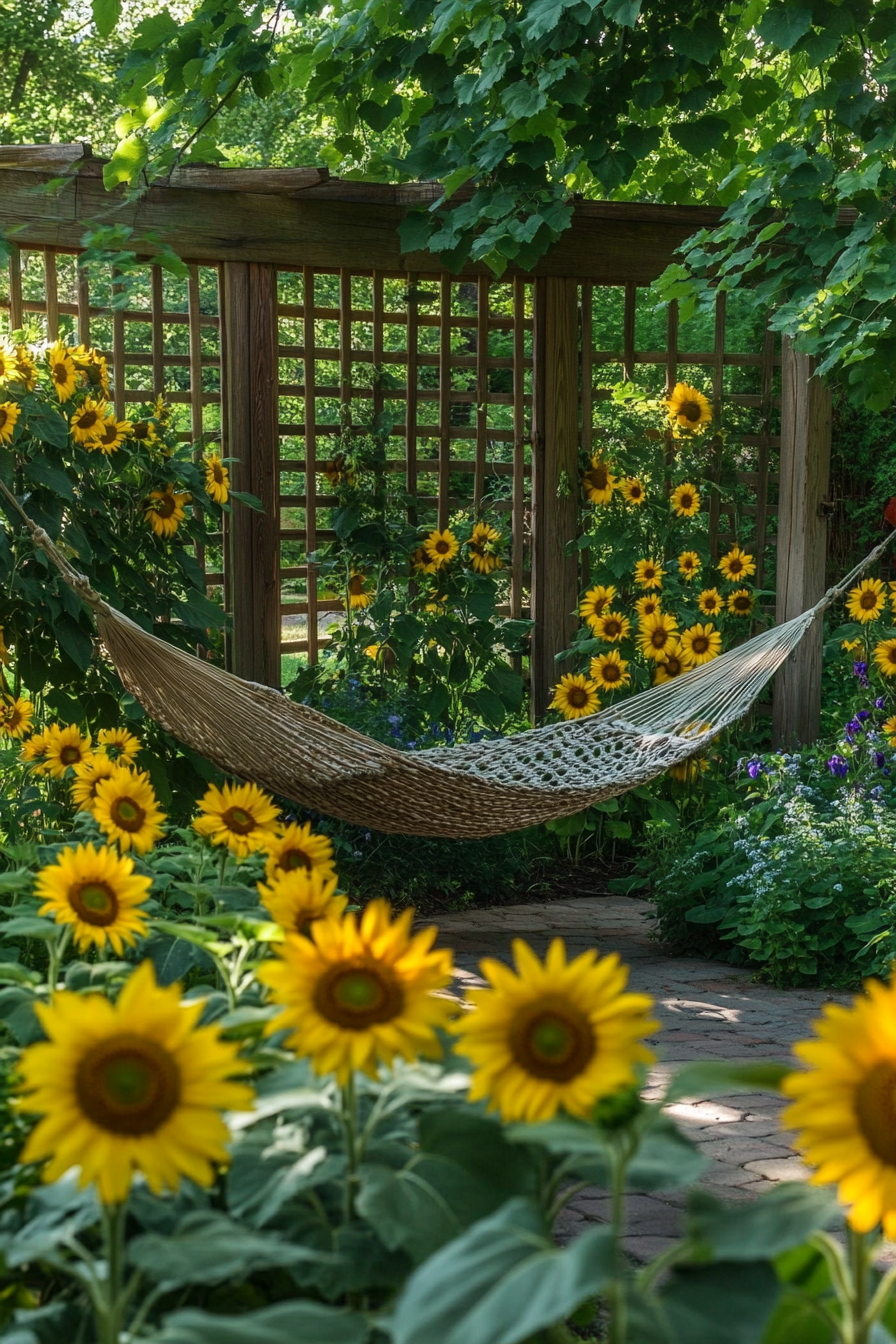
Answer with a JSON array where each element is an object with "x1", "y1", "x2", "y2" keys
[{"x1": 7, "y1": 483, "x2": 892, "y2": 840}]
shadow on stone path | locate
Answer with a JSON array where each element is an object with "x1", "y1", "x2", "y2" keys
[{"x1": 434, "y1": 892, "x2": 849, "y2": 1262}]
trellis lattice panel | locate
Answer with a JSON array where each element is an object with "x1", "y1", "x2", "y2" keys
[
  {"x1": 0, "y1": 246, "x2": 226, "y2": 603},
  {"x1": 275, "y1": 269, "x2": 534, "y2": 670}
]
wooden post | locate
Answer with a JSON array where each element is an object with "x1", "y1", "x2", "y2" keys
[
  {"x1": 773, "y1": 339, "x2": 832, "y2": 747},
  {"x1": 221, "y1": 261, "x2": 280, "y2": 687},
  {"x1": 530, "y1": 277, "x2": 580, "y2": 721}
]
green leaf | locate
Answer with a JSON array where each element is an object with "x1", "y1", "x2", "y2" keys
[
  {"x1": 154, "y1": 1303, "x2": 367, "y2": 1344},
  {"x1": 104, "y1": 135, "x2": 148, "y2": 190},
  {"x1": 669, "y1": 116, "x2": 729, "y2": 156},
  {"x1": 634, "y1": 1260, "x2": 781, "y2": 1344},
  {"x1": 603, "y1": 0, "x2": 642, "y2": 25},
  {"x1": 399, "y1": 211, "x2": 435, "y2": 254},
  {"x1": 392, "y1": 1198, "x2": 614, "y2": 1344},
  {"x1": 686, "y1": 1184, "x2": 839, "y2": 1260},
  {"x1": 359, "y1": 96, "x2": 403, "y2": 132},
  {"x1": 757, "y1": 3, "x2": 813, "y2": 49},
  {"x1": 53, "y1": 615, "x2": 94, "y2": 670},
  {"x1": 664, "y1": 1061, "x2": 789, "y2": 1104},
  {"x1": 128, "y1": 1211, "x2": 327, "y2": 1289},
  {"x1": 24, "y1": 458, "x2": 74, "y2": 501},
  {"x1": 92, "y1": 0, "x2": 121, "y2": 37},
  {"x1": 441, "y1": 166, "x2": 477, "y2": 201},
  {"x1": 1, "y1": 915, "x2": 57, "y2": 940}
]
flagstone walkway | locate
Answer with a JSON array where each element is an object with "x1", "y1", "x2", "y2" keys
[{"x1": 434, "y1": 893, "x2": 848, "y2": 1263}]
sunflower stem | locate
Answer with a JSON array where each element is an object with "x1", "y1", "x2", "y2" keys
[
  {"x1": 606, "y1": 1136, "x2": 632, "y2": 1344},
  {"x1": 99, "y1": 1200, "x2": 127, "y2": 1344},
  {"x1": 863, "y1": 1257, "x2": 896, "y2": 1332},
  {"x1": 848, "y1": 1226, "x2": 870, "y2": 1344},
  {"x1": 340, "y1": 1073, "x2": 359, "y2": 1227},
  {"x1": 47, "y1": 924, "x2": 72, "y2": 997}
]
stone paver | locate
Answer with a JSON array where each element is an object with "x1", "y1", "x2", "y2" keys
[{"x1": 434, "y1": 892, "x2": 849, "y2": 1261}]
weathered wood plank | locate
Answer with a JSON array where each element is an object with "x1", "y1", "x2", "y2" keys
[
  {"x1": 772, "y1": 339, "x2": 832, "y2": 748},
  {"x1": 530, "y1": 277, "x2": 579, "y2": 721}
]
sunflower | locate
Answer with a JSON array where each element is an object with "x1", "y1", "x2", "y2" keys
[
  {"x1": 671, "y1": 482, "x2": 701, "y2": 517},
  {"x1": 697, "y1": 587, "x2": 724, "y2": 618},
  {"x1": 680, "y1": 622, "x2": 722, "y2": 666},
  {"x1": 0, "y1": 402, "x2": 20, "y2": 445},
  {"x1": 718, "y1": 545, "x2": 757, "y2": 583},
  {"x1": 35, "y1": 843, "x2": 152, "y2": 955},
  {"x1": 70, "y1": 754, "x2": 117, "y2": 812},
  {"x1": 466, "y1": 521, "x2": 503, "y2": 575},
  {"x1": 263, "y1": 821, "x2": 336, "y2": 883},
  {"x1": 93, "y1": 767, "x2": 167, "y2": 855},
  {"x1": 345, "y1": 570, "x2": 374, "y2": 609},
  {"x1": 634, "y1": 558, "x2": 663, "y2": 590},
  {"x1": 13, "y1": 346, "x2": 37, "y2": 392},
  {"x1": 589, "y1": 650, "x2": 630, "y2": 692},
  {"x1": 847, "y1": 579, "x2": 886, "y2": 625},
  {"x1": 97, "y1": 726, "x2": 141, "y2": 763},
  {"x1": 452, "y1": 938, "x2": 656, "y2": 1123},
  {"x1": 596, "y1": 610, "x2": 630, "y2": 643},
  {"x1": 47, "y1": 341, "x2": 78, "y2": 401},
  {"x1": 620, "y1": 477, "x2": 645, "y2": 506},
  {"x1": 0, "y1": 697, "x2": 33, "y2": 739},
  {"x1": 410, "y1": 546, "x2": 438, "y2": 576},
  {"x1": 884, "y1": 714, "x2": 896, "y2": 747},
  {"x1": 634, "y1": 595, "x2": 662, "y2": 621},
  {"x1": 152, "y1": 393, "x2": 171, "y2": 424},
  {"x1": 21, "y1": 729, "x2": 53, "y2": 772},
  {"x1": 0, "y1": 626, "x2": 10, "y2": 667},
  {"x1": 666, "y1": 382, "x2": 712, "y2": 432},
  {"x1": 678, "y1": 551, "x2": 701, "y2": 582},
  {"x1": 72, "y1": 345, "x2": 110, "y2": 396},
  {"x1": 94, "y1": 415, "x2": 131, "y2": 454},
  {"x1": 638, "y1": 611, "x2": 679, "y2": 661},
  {"x1": 322, "y1": 454, "x2": 357, "y2": 488},
  {"x1": 582, "y1": 458, "x2": 616, "y2": 505},
  {"x1": 668, "y1": 755, "x2": 709, "y2": 782},
  {"x1": 842, "y1": 639, "x2": 862, "y2": 653},
  {"x1": 873, "y1": 639, "x2": 896, "y2": 678},
  {"x1": 193, "y1": 781, "x2": 280, "y2": 858},
  {"x1": 131, "y1": 420, "x2": 159, "y2": 448},
  {"x1": 423, "y1": 528, "x2": 460, "y2": 568},
  {"x1": 205, "y1": 452, "x2": 230, "y2": 505},
  {"x1": 69, "y1": 397, "x2": 108, "y2": 446},
  {"x1": 42, "y1": 724, "x2": 92, "y2": 778},
  {"x1": 579, "y1": 585, "x2": 617, "y2": 627},
  {"x1": 259, "y1": 899, "x2": 454, "y2": 1084},
  {"x1": 0, "y1": 341, "x2": 18, "y2": 382},
  {"x1": 145, "y1": 486, "x2": 189, "y2": 539},
  {"x1": 258, "y1": 868, "x2": 348, "y2": 937},
  {"x1": 780, "y1": 967, "x2": 896, "y2": 1238},
  {"x1": 654, "y1": 642, "x2": 693, "y2": 683},
  {"x1": 727, "y1": 588, "x2": 755, "y2": 618},
  {"x1": 18, "y1": 960, "x2": 254, "y2": 1206},
  {"x1": 550, "y1": 674, "x2": 601, "y2": 720}
]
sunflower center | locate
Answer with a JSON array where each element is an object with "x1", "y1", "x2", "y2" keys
[
  {"x1": 665, "y1": 657, "x2": 682, "y2": 676},
  {"x1": 734, "y1": 596, "x2": 751, "y2": 612},
  {"x1": 728, "y1": 559, "x2": 743, "y2": 575},
  {"x1": 887, "y1": 650, "x2": 896, "y2": 667},
  {"x1": 76, "y1": 1034, "x2": 181, "y2": 1136},
  {"x1": 70, "y1": 880, "x2": 119, "y2": 927},
  {"x1": 588, "y1": 466, "x2": 609, "y2": 490},
  {"x1": 510, "y1": 997, "x2": 596, "y2": 1082},
  {"x1": 77, "y1": 410, "x2": 99, "y2": 430},
  {"x1": 52, "y1": 362, "x2": 69, "y2": 385},
  {"x1": 703, "y1": 598, "x2": 717, "y2": 611},
  {"x1": 855, "y1": 1060, "x2": 896, "y2": 1166},
  {"x1": 60, "y1": 745, "x2": 82, "y2": 765},
  {"x1": 630, "y1": 484, "x2": 642, "y2": 498},
  {"x1": 7, "y1": 708, "x2": 21, "y2": 729},
  {"x1": 100, "y1": 425, "x2": 117, "y2": 444},
  {"x1": 133, "y1": 422, "x2": 150, "y2": 439},
  {"x1": 566, "y1": 686, "x2": 589, "y2": 708},
  {"x1": 212, "y1": 463, "x2": 224, "y2": 483},
  {"x1": 111, "y1": 796, "x2": 147, "y2": 832},
  {"x1": 602, "y1": 664, "x2": 621, "y2": 683},
  {"x1": 0, "y1": 410, "x2": 7, "y2": 432},
  {"x1": 650, "y1": 628, "x2": 669, "y2": 648},
  {"x1": 222, "y1": 806, "x2": 257, "y2": 836},
  {"x1": 644, "y1": 567, "x2": 656, "y2": 580},
  {"x1": 349, "y1": 575, "x2": 365, "y2": 595},
  {"x1": 680, "y1": 493, "x2": 693, "y2": 509},
  {"x1": 435, "y1": 539, "x2": 450, "y2": 554},
  {"x1": 280, "y1": 846, "x2": 312, "y2": 872},
  {"x1": 692, "y1": 636, "x2": 710, "y2": 655},
  {"x1": 861, "y1": 591, "x2": 878, "y2": 610},
  {"x1": 156, "y1": 495, "x2": 176, "y2": 518},
  {"x1": 314, "y1": 958, "x2": 404, "y2": 1029},
  {"x1": 603, "y1": 620, "x2": 621, "y2": 637},
  {"x1": 680, "y1": 400, "x2": 702, "y2": 422}
]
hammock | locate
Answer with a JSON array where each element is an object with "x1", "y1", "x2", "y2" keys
[{"x1": 4, "y1": 482, "x2": 892, "y2": 840}]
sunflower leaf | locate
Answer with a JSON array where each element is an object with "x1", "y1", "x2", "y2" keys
[{"x1": 154, "y1": 1301, "x2": 367, "y2": 1344}]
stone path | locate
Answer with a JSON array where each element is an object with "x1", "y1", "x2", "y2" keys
[{"x1": 435, "y1": 893, "x2": 849, "y2": 1262}]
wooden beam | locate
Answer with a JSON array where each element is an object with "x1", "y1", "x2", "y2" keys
[
  {"x1": 772, "y1": 339, "x2": 832, "y2": 748},
  {"x1": 0, "y1": 165, "x2": 725, "y2": 281},
  {"x1": 530, "y1": 277, "x2": 580, "y2": 721},
  {"x1": 222, "y1": 262, "x2": 281, "y2": 687}
]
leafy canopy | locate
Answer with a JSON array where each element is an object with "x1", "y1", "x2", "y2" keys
[{"x1": 97, "y1": 0, "x2": 896, "y2": 406}]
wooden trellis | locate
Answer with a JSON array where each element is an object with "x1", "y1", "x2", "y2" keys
[{"x1": 0, "y1": 146, "x2": 831, "y2": 744}]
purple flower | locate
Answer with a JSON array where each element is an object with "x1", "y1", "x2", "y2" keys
[
  {"x1": 871, "y1": 785, "x2": 885, "y2": 800},
  {"x1": 876, "y1": 697, "x2": 887, "y2": 710},
  {"x1": 875, "y1": 752, "x2": 887, "y2": 768},
  {"x1": 827, "y1": 754, "x2": 849, "y2": 778},
  {"x1": 747, "y1": 758, "x2": 763, "y2": 779},
  {"x1": 387, "y1": 714, "x2": 401, "y2": 726},
  {"x1": 858, "y1": 710, "x2": 871, "y2": 722},
  {"x1": 845, "y1": 719, "x2": 862, "y2": 740},
  {"x1": 854, "y1": 661, "x2": 870, "y2": 688}
]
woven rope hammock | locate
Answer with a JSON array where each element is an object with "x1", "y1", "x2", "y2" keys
[{"x1": 4, "y1": 481, "x2": 893, "y2": 839}]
